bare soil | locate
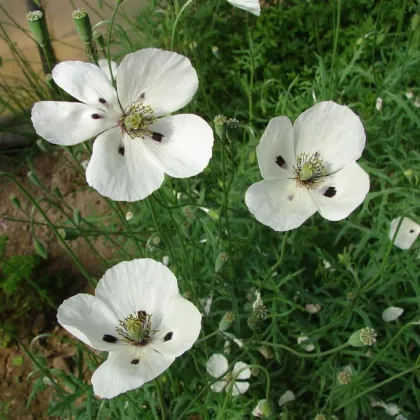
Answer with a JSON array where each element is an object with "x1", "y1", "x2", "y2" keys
[{"x1": 0, "y1": 149, "x2": 115, "y2": 419}]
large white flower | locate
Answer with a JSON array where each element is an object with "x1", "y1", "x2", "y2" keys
[
  {"x1": 32, "y1": 48, "x2": 214, "y2": 202},
  {"x1": 206, "y1": 353, "x2": 251, "y2": 395},
  {"x1": 227, "y1": 0, "x2": 260, "y2": 16},
  {"x1": 57, "y1": 258, "x2": 202, "y2": 399},
  {"x1": 389, "y1": 217, "x2": 419, "y2": 250},
  {"x1": 245, "y1": 101, "x2": 370, "y2": 231}
]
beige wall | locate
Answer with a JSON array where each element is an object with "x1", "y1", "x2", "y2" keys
[{"x1": 0, "y1": 0, "x2": 144, "y2": 81}]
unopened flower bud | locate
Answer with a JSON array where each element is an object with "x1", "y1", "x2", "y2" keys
[
  {"x1": 59, "y1": 228, "x2": 80, "y2": 241},
  {"x1": 215, "y1": 251, "x2": 228, "y2": 272},
  {"x1": 52, "y1": 187, "x2": 63, "y2": 199},
  {"x1": 26, "y1": 10, "x2": 48, "y2": 47},
  {"x1": 219, "y1": 312, "x2": 235, "y2": 331},
  {"x1": 214, "y1": 115, "x2": 227, "y2": 139},
  {"x1": 10, "y1": 195, "x2": 21, "y2": 210},
  {"x1": 36, "y1": 138, "x2": 50, "y2": 153},
  {"x1": 252, "y1": 399, "x2": 273, "y2": 418},
  {"x1": 33, "y1": 238, "x2": 47, "y2": 259},
  {"x1": 93, "y1": 30, "x2": 105, "y2": 50},
  {"x1": 72, "y1": 9, "x2": 93, "y2": 43},
  {"x1": 27, "y1": 171, "x2": 42, "y2": 188},
  {"x1": 349, "y1": 327, "x2": 377, "y2": 347},
  {"x1": 73, "y1": 209, "x2": 81, "y2": 225}
]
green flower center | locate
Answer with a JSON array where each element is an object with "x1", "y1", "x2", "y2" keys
[
  {"x1": 121, "y1": 102, "x2": 155, "y2": 137},
  {"x1": 116, "y1": 310, "x2": 158, "y2": 346},
  {"x1": 294, "y1": 153, "x2": 326, "y2": 188}
]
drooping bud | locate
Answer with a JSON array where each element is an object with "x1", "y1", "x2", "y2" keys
[
  {"x1": 73, "y1": 209, "x2": 81, "y2": 226},
  {"x1": 27, "y1": 171, "x2": 42, "y2": 188},
  {"x1": 215, "y1": 251, "x2": 229, "y2": 272},
  {"x1": 93, "y1": 30, "x2": 105, "y2": 51},
  {"x1": 252, "y1": 399, "x2": 273, "y2": 418},
  {"x1": 214, "y1": 115, "x2": 227, "y2": 139},
  {"x1": 26, "y1": 10, "x2": 48, "y2": 47},
  {"x1": 59, "y1": 228, "x2": 80, "y2": 241},
  {"x1": 72, "y1": 9, "x2": 93, "y2": 44},
  {"x1": 219, "y1": 312, "x2": 235, "y2": 331},
  {"x1": 33, "y1": 238, "x2": 47, "y2": 259},
  {"x1": 9, "y1": 195, "x2": 21, "y2": 210}
]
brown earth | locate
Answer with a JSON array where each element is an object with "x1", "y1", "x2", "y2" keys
[{"x1": 0, "y1": 149, "x2": 122, "y2": 419}]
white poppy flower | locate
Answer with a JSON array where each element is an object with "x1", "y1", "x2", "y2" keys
[
  {"x1": 389, "y1": 217, "x2": 420, "y2": 250},
  {"x1": 245, "y1": 102, "x2": 369, "y2": 231},
  {"x1": 297, "y1": 335, "x2": 315, "y2": 352},
  {"x1": 405, "y1": 91, "x2": 414, "y2": 99},
  {"x1": 32, "y1": 49, "x2": 214, "y2": 202},
  {"x1": 125, "y1": 211, "x2": 133, "y2": 221},
  {"x1": 206, "y1": 353, "x2": 251, "y2": 395},
  {"x1": 376, "y1": 97, "x2": 383, "y2": 111},
  {"x1": 227, "y1": 0, "x2": 260, "y2": 16},
  {"x1": 382, "y1": 306, "x2": 404, "y2": 322},
  {"x1": 371, "y1": 400, "x2": 400, "y2": 416},
  {"x1": 414, "y1": 97, "x2": 420, "y2": 108},
  {"x1": 57, "y1": 258, "x2": 201, "y2": 399},
  {"x1": 278, "y1": 390, "x2": 296, "y2": 406}
]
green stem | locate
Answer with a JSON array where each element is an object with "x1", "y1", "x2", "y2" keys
[
  {"x1": 155, "y1": 378, "x2": 167, "y2": 420},
  {"x1": 258, "y1": 341, "x2": 350, "y2": 359},
  {"x1": 106, "y1": 2, "x2": 121, "y2": 86},
  {"x1": 170, "y1": 0, "x2": 195, "y2": 51}
]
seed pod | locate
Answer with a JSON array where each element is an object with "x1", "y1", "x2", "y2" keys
[
  {"x1": 219, "y1": 312, "x2": 235, "y2": 331},
  {"x1": 33, "y1": 238, "x2": 47, "y2": 259},
  {"x1": 26, "y1": 10, "x2": 48, "y2": 47},
  {"x1": 27, "y1": 171, "x2": 42, "y2": 188},
  {"x1": 72, "y1": 9, "x2": 93, "y2": 44}
]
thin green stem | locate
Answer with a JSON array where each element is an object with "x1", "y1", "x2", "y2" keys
[
  {"x1": 155, "y1": 378, "x2": 167, "y2": 420},
  {"x1": 107, "y1": 3, "x2": 121, "y2": 86},
  {"x1": 258, "y1": 341, "x2": 350, "y2": 359},
  {"x1": 170, "y1": 0, "x2": 195, "y2": 51}
]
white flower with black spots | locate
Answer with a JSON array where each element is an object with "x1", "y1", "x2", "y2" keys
[
  {"x1": 227, "y1": 0, "x2": 260, "y2": 16},
  {"x1": 32, "y1": 49, "x2": 214, "y2": 202},
  {"x1": 57, "y1": 258, "x2": 202, "y2": 399},
  {"x1": 245, "y1": 101, "x2": 370, "y2": 231},
  {"x1": 206, "y1": 353, "x2": 251, "y2": 395},
  {"x1": 389, "y1": 217, "x2": 419, "y2": 250}
]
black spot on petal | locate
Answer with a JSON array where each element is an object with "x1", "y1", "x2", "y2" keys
[
  {"x1": 102, "y1": 334, "x2": 118, "y2": 343},
  {"x1": 91, "y1": 113, "x2": 102, "y2": 119},
  {"x1": 323, "y1": 187, "x2": 337, "y2": 198},
  {"x1": 152, "y1": 132, "x2": 163, "y2": 142},
  {"x1": 275, "y1": 155, "x2": 287, "y2": 169},
  {"x1": 140, "y1": 92, "x2": 145, "y2": 100},
  {"x1": 98, "y1": 98, "x2": 107, "y2": 104},
  {"x1": 118, "y1": 146, "x2": 125, "y2": 156},
  {"x1": 287, "y1": 194, "x2": 294, "y2": 201},
  {"x1": 131, "y1": 359, "x2": 140, "y2": 365},
  {"x1": 410, "y1": 229, "x2": 415, "y2": 233},
  {"x1": 163, "y1": 332, "x2": 173, "y2": 342}
]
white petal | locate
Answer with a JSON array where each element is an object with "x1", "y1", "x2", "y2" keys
[
  {"x1": 294, "y1": 101, "x2": 366, "y2": 173},
  {"x1": 150, "y1": 296, "x2": 202, "y2": 358},
  {"x1": 116, "y1": 48, "x2": 198, "y2": 115},
  {"x1": 144, "y1": 114, "x2": 214, "y2": 178},
  {"x1": 52, "y1": 61, "x2": 119, "y2": 111},
  {"x1": 389, "y1": 217, "x2": 420, "y2": 250},
  {"x1": 91, "y1": 348, "x2": 174, "y2": 399},
  {"x1": 231, "y1": 381, "x2": 250, "y2": 396},
  {"x1": 31, "y1": 102, "x2": 118, "y2": 146},
  {"x1": 382, "y1": 307, "x2": 404, "y2": 322},
  {"x1": 95, "y1": 259, "x2": 179, "y2": 323},
  {"x1": 57, "y1": 294, "x2": 121, "y2": 351},
  {"x1": 245, "y1": 179, "x2": 317, "y2": 231},
  {"x1": 278, "y1": 390, "x2": 296, "y2": 406},
  {"x1": 256, "y1": 116, "x2": 295, "y2": 180},
  {"x1": 210, "y1": 380, "x2": 227, "y2": 393},
  {"x1": 232, "y1": 361, "x2": 251, "y2": 380},
  {"x1": 305, "y1": 304, "x2": 322, "y2": 314},
  {"x1": 98, "y1": 59, "x2": 118, "y2": 82},
  {"x1": 206, "y1": 354, "x2": 229, "y2": 378},
  {"x1": 310, "y1": 162, "x2": 369, "y2": 221},
  {"x1": 297, "y1": 336, "x2": 315, "y2": 352},
  {"x1": 86, "y1": 128, "x2": 165, "y2": 201},
  {"x1": 227, "y1": 0, "x2": 261, "y2": 16}
]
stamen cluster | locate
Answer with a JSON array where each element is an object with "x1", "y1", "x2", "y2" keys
[
  {"x1": 121, "y1": 102, "x2": 155, "y2": 138},
  {"x1": 116, "y1": 310, "x2": 157, "y2": 346},
  {"x1": 294, "y1": 152, "x2": 326, "y2": 189}
]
